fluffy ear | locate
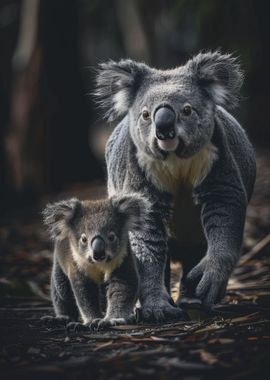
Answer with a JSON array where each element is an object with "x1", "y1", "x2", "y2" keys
[
  {"x1": 95, "y1": 59, "x2": 148, "y2": 121},
  {"x1": 111, "y1": 193, "x2": 151, "y2": 231},
  {"x1": 42, "y1": 198, "x2": 82, "y2": 240},
  {"x1": 187, "y1": 51, "x2": 243, "y2": 108}
]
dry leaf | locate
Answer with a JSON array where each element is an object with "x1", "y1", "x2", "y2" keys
[{"x1": 199, "y1": 350, "x2": 219, "y2": 365}]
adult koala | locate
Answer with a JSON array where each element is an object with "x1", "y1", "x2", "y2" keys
[{"x1": 95, "y1": 51, "x2": 256, "y2": 323}]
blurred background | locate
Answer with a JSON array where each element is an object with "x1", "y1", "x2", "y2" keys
[{"x1": 0, "y1": 0, "x2": 269, "y2": 216}]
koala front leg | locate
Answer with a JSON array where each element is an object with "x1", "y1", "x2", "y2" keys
[
  {"x1": 132, "y1": 212, "x2": 187, "y2": 323},
  {"x1": 185, "y1": 196, "x2": 246, "y2": 306},
  {"x1": 183, "y1": 118, "x2": 256, "y2": 307},
  {"x1": 41, "y1": 260, "x2": 79, "y2": 327},
  {"x1": 91, "y1": 252, "x2": 138, "y2": 330},
  {"x1": 68, "y1": 269, "x2": 102, "y2": 327}
]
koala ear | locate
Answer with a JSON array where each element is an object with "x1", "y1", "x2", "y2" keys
[
  {"x1": 42, "y1": 198, "x2": 82, "y2": 240},
  {"x1": 95, "y1": 59, "x2": 148, "y2": 121},
  {"x1": 187, "y1": 51, "x2": 244, "y2": 108},
  {"x1": 111, "y1": 193, "x2": 151, "y2": 231}
]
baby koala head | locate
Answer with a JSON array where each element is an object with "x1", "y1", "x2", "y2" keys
[{"x1": 43, "y1": 193, "x2": 150, "y2": 263}]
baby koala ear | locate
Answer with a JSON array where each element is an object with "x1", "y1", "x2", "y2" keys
[
  {"x1": 111, "y1": 193, "x2": 151, "y2": 231},
  {"x1": 42, "y1": 198, "x2": 82, "y2": 240},
  {"x1": 187, "y1": 51, "x2": 243, "y2": 108},
  {"x1": 95, "y1": 59, "x2": 149, "y2": 121}
]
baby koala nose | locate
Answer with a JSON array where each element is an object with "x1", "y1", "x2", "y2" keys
[
  {"x1": 154, "y1": 106, "x2": 176, "y2": 140},
  {"x1": 91, "y1": 236, "x2": 106, "y2": 261}
]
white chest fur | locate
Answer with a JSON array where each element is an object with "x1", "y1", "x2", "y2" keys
[
  {"x1": 70, "y1": 244, "x2": 126, "y2": 284},
  {"x1": 137, "y1": 143, "x2": 218, "y2": 194}
]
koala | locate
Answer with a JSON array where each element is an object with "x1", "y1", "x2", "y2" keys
[
  {"x1": 42, "y1": 194, "x2": 148, "y2": 330},
  {"x1": 95, "y1": 51, "x2": 256, "y2": 323}
]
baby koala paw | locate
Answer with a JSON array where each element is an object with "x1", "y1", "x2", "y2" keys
[
  {"x1": 90, "y1": 317, "x2": 130, "y2": 331},
  {"x1": 40, "y1": 315, "x2": 71, "y2": 328}
]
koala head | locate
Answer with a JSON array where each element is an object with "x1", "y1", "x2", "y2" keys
[
  {"x1": 43, "y1": 194, "x2": 150, "y2": 263},
  {"x1": 96, "y1": 51, "x2": 243, "y2": 159}
]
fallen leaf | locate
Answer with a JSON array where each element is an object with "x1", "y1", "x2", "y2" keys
[{"x1": 199, "y1": 350, "x2": 219, "y2": 365}]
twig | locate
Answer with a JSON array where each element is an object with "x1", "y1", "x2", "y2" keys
[{"x1": 239, "y1": 233, "x2": 270, "y2": 265}]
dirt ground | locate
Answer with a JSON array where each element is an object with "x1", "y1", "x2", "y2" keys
[{"x1": 0, "y1": 150, "x2": 270, "y2": 380}]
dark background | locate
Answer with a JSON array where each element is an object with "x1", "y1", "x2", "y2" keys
[{"x1": 0, "y1": 0, "x2": 269, "y2": 214}]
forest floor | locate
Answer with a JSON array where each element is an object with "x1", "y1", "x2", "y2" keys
[{"x1": 1, "y1": 150, "x2": 270, "y2": 380}]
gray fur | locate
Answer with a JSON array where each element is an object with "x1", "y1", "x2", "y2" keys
[
  {"x1": 95, "y1": 51, "x2": 256, "y2": 322},
  {"x1": 42, "y1": 194, "x2": 148, "y2": 329}
]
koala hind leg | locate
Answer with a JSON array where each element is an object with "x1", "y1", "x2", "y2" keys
[{"x1": 176, "y1": 244, "x2": 206, "y2": 306}]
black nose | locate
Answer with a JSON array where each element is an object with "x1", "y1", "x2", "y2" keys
[
  {"x1": 154, "y1": 106, "x2": 176, "y2": 140},
  {"x1": 91, "y1": 236, "x2": 106, "y2": 261}
]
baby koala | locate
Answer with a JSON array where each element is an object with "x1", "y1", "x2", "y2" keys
[{"x1": 42, "y1": 193, "x2": 149, "y2": 330}]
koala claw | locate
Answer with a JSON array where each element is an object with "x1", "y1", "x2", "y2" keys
[
  {"x1": 89, "y1": 318, "x2": 102, "y2": 330},
  {"x1": 185, "y1": 258, "x2": 228, "y2": 306},
  {"x1": 139, "y1": 301, "x2": 188, "y2": 324},
  {"x1": 40, "y1": 315, "x2": 71, "y2": 327},
  {"x1": 90, "y1": 317, "x2": 128, "y2": 331}
]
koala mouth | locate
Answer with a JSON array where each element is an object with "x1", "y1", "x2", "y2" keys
[
  {"x1": 157, "y1": 136, "x2": 180, "y2": 152},
  {"x1": 90, "y1": 254, "x2": 111, "y2": 263},
  {"x1": 92, "y1": 255, "x2": 107, "y2": 263}
]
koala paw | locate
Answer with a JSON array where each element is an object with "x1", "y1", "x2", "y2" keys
[
  {"x1": 185, "y1": 257, "x2": 229, "y2": 306},
  {"x1": 66, "y1": 321, "x2": 90, "y2": 332},
  {"x1": 139, "y1": 295, "x2": 188, "y2": 324},
  {"x1": 40, "y1": 315, "x2": 71, "y2": 327},
  {"x1": 90, "y1": 317, "x2": 130, "y2": 331}
]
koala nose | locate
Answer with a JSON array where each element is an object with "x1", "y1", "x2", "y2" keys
[
  {"x1": 154, "y1": 106, "x2": 176, "y2": 140},
  {"x1": 91, "y1": 236, "x2": 106, "y2": 261}
]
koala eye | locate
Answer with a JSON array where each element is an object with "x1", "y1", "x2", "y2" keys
[
  {"x1": 107, "y1": 232, "x2": 117, "y2": 242},
  {"x1": 142, "y1": 108, "x2": 151, "y2": 121},
  {"x1": 182, "y1": 104, "x2": 192, "y2": 116},
  {"x1": 80, "y1": 233, "x2": 88, "y2": 245}
]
